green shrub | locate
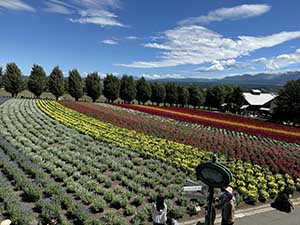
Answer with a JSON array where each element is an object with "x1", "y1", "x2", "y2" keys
[
  {"x1": 104, "y1": 179, "x2": 112, "y2": 188},
  {"x1": 102, "y1": 212, "x2": 129, "y2": 225},
  {"x1": 132, "y1": 194, "x2": 144, "y2": 206},
  {"x1": 258, "y1": 190, "x2": 270, "y2": 202},
  {"x1": 23, "y1": 184, "x2": 41, "y2": 202},
  {"x1": 104, "y1": 191, "x2": 114, "y2": 203},
  {"x1": 168, "y1": 206, "x2": 185, "y2": 219},
  {"x1": 176, "y1": 196, "x2": 189, "y2": 207},
  {"x1": 84, "y1": 218, "x2": 104, "y2": 225},
  {"x1": 124, "y1": 205, "x2": 136, "y2": 216},
  {"x1": 91, "y1": 197, "x2": 106, "y2": 213},
  {"x1": 269, "y1": 189, "x2": 278, "y2": 199},
  {"x1": 36, "y1": 199, "x2": 61, "y2": 224},
  {"x1": 131, "y1": 210, "x2": 148, "y2": 223},
  {"x1": 111, "y1": 195, "x2": 128, "y2": 209}
]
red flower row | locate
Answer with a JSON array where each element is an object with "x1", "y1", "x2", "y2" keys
[{"x1": 116, "y1": 104, "x2": 300, "y2": 143}]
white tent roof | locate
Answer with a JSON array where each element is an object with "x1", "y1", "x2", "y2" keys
[{"x1": 243, "y1": 92, "x2": 277, "y2": 106}]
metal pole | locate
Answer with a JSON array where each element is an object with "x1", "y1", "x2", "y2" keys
[
  {"x1": 206, "y1": 154, "x2": 217, "y2": 225},
  {"x1": 207, "y1": 186, "x2": 214, "y2": 225}
]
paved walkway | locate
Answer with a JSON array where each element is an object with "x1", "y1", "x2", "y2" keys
[
  {"x1": 181, "y1": 197, "x2": 300, "y2": 225},
  {"x1": 234, "y1": 203, "x2": 300, "y2": 225}
]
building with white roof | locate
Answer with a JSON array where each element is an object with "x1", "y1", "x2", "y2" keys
[{"x1": 241, "y1": 89, "x2": 277, "y2": 114}]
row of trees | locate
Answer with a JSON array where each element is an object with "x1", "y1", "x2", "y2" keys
[
  {"x1": 1, "y1": 62, "x2": 299, "y2": 124},
  {"x1": 0, "y1": 63, "x2": 244, "y2": 110},
  {"x1": 104, "y1": 75, "x2": 244, "y2": 111},
  {"x1": 0, "y1": 63, "x2": 101, "y2": 101}
]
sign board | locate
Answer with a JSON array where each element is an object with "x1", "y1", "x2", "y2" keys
[
  {"x1": 196, "y1": 162, "x2": 232, "y2": 188},
  {"x1": 182, "y1": 185, "x2": 203, "y2": 192}
]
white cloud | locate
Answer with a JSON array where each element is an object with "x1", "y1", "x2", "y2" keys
[
  {"x1": 45, "y1": 0, "x2": 74, "y2": 14},
  {"x1": 117, "y1": 26, "x2": 300, "y2": 69},
  {"x1": 196, "y1": 59, "x2": 239, "y2": 72},
  {"x1": 253, "y1": 49, "x2": 300, "y2": 70},
  {"x1": 144, "y1": 43, "x2": 172, "y2": 50},
  {"x1": 0, "y1": 0, "x2": 35, "y2": 12},
  {"x1": 44, "y1": 0, "x2": 124, "y2": 27},
  {"x1": 70, "y1": 9, "x2": 124, "y2": 27},
  {"x1": 141, "y1": 73, "x2": 186, "y2": 80},
  {"x1": 178, "y1": 4, "x2": 271, "y2": 25},
  {"x1": 126, "y1": 36, "x2": 138, "y2": 40},
  {"x1": 101, "y1": 39, "x2": 118, "y2": 45}
]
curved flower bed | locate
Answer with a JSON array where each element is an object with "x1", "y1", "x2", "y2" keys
[
  {"x1": 37, "y1": 100, "x2": 300, "y2": 202},
  {"x1": 61, "y1": 101, "x2": 300, "y2": 178},
  {"x1": 0, "y1": 99, "x2": 194, "y2": 224},
  {"x1": 115, "y1": 104, "x2": 300, "y2": 143}
]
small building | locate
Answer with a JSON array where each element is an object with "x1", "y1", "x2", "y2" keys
[{"x1": 241, "y1": 89, "x2": 277, "y2": 115}]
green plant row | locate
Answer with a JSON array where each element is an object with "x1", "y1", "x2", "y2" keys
[{"x1": 0, "y1": 99, "x2": 191, "y2": 223}]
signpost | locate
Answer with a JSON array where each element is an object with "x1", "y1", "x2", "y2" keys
[
  {"x1": 196, "y1": 155, "x2": 232, "y2": 225},
  {"x1": 182, "y1": 185, "x2": 203, "y2": 192}
]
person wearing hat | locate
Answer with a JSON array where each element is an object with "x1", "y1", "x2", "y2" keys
[
  {"x1": 0, "y1": 219, "x2": 11, "y2": 225},
  {"x1": 223, "y1": 186, "x2": 235, "y2": 204},
  {"x1": 221, "y1": 192, "x2": 235, "y2": 225},
  {"x1": 225, "y1": 187, "x2": 233, "y2": 194}
]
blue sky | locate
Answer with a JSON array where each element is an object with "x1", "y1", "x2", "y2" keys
[{"x1": 1, "y1": 0, "x2": 300, "y2": 79}]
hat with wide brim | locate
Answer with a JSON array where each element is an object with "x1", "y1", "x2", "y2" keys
[
  {"x1": 1, "y1": 219, "x2": 12, "y2": 225},
  {"x1": 225, "y1": 186, "x2": 233, "y2": 193}
]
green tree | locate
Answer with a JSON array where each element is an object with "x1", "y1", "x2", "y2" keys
[
  {"x1": 64, "y1": 78, "x2": 69, "y2": 94},
  {"x1": 177, "y1": 86, "x2": 189, "y2": 107},
  {"x1": 136, "y1": 77, "x2": 151, "y2": 104},
  {"x1": 272, "y1": 79, "x2": 300, "y2": 125},
  {"x1": 165, "y1": 83, "x2": 178, "y2": 106},
  {"x1": 188, "y1": 85, "x2": 204, "y2": 108},
  {"x1": 0, "y1": 67, "x2": 3, "y2": 88},
  {"x1": 3, "y1": 62, "x2": 25, "y2": 97},
  {"x1": 223, "y1": 85, "x2": 234, "y2": 103},
  {"x1": 48, "y1": 66, "x2": 64, "y2": 100},
  {"x1": 150, "y1": 82, "x2": 166, "y2": 105},
  {"x1": 103, "y1": 74, "x2": 120, "y2": 103},
  {"x1": 28, "y1": 64, "x2": 47, "y2": 98},
  {"x1": 205, "y1": 85, "x2": 226, "y2": 109},
  {"x1": 85, "y1": 72, "x2": 101, "y2": 102},
  {"x1": 68, "y1": 69, "x2": 83, "y2": 101},
  {"x1": 120, "y1": 75, "x2": 136, "y2": 103},
  {"x1": 228, "y1": 86, "x2": 244, "y2": 112}
]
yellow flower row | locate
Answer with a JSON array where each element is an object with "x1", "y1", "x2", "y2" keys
[{"x1": 37, "y1": 100, "x2": 211, "y2": 173}]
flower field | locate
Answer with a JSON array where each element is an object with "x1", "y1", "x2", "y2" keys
[
  {"x1": 1, "y1": 99, "x2": 300, "y2": 224},
  {"x1": 116, "y1": 104, "x2": 300, "y2": 143},
  {"x1": 0, "y1": 99, "x2": 192, "y2": 224},
  {"x1": 61, "y1": 101, "x2": 300, "y2": 178},
  {"x1": 37, "y1": 100, "x2": 300, "y2": 203}
]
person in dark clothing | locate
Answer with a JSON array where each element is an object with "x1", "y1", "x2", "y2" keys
[
  {"x1": 271, "y1": 188, "x2": 294, "y2": 213},
  {"x1": 221, "y1": 192, "x2": 235, "y2": 225}
]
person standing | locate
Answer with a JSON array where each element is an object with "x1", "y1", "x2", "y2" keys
[
  {"x1": 152, "y1": 193, "x2": 168, "y2": 225},
  {"x1": 221, "y1": 192, "x2": 235, "y2": 225}
]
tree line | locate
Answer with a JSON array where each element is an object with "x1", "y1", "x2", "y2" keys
[
  {"x1": 0, "y1": 63, "x2": 244, "y2": 110},
  {"x1": 0, "y1": 62, "x2": 299, "y2": 124}
]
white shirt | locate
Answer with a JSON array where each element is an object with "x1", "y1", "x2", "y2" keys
[{"x1": 152, "y1": 203, "x2": 167, "y2": 224}]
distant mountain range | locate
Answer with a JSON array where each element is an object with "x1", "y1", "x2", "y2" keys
[{"x1": 152, "y1": 71, "x2": 300, "y2": 86}]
